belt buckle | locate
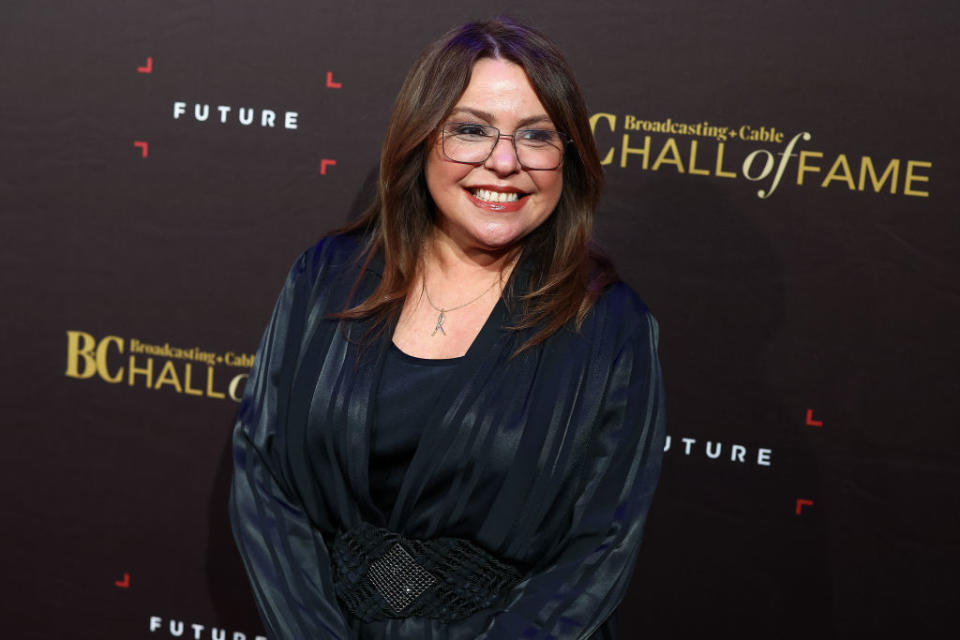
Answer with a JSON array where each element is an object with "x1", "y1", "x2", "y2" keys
[{"x1": 367, "y1": 543, "x2": 437, "y2": 613}]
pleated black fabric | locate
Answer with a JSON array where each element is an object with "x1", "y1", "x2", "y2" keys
[{"x1": 229, "y1": 233, "x2": 666, "y2": 639}]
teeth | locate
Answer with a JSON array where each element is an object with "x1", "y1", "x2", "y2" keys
[{"x1": 472, "y1": 188, "x2": 520, "y2": 203}]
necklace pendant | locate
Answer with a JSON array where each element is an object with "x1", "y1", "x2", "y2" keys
[{"x1": 432, "y1": 310, "x2": 446, "y2": 336}]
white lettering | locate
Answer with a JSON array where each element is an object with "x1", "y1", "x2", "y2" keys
[
  {"x1": 742, "y1": 149, "x2": 774, "y2": 181},
  {"x1": 705, "y1": 441, "x2": 722, "y2": 459},
  {"x1": 757, "y1": 132, "x2": 811, "y2": 199},
  {"x1": 730, "y1": 444, "x2": 746, "y2": 462},
  {"x1": 663, "y1": 435, "x2": 771, "y2": 467},
  {"x1": 170, "y1": 102, "x2": 300, "y2": 133},
  {"x1": 228, "y1": 373, "x2": 249, "y2": 403},
  {"x1": 145, "y1": 615, "x2": 261, "y2": 640},
  {"x1": 757, "y1": 448, "x2": 772, "y2": 466}
]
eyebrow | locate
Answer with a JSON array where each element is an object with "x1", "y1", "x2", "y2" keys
[{"x1": 448, "y1": 107, "x2": 554, "y2": 129}]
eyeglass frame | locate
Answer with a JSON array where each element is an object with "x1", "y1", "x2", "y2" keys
[{"x1": 438, "y1": 121, "x2": 572, "y2": 171}]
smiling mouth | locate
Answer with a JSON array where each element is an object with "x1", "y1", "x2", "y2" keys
[{"x1": 468, "y1": 187, "x2": 526, "y2": 203}]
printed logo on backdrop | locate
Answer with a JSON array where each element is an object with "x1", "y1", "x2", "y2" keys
[
  {"x1": 132, "y1": 55, "x2": 342, "y2": 169},
  {"x1": 663, "y1": 434, "x2": 772, "y2": 467},
  {"x1": 149, "y1": 615, "x2": 266, "y2": 640},
  {"x1": 590, "y1": 113, "x2": 933, "y2": 199},
  {"x1": 64, "y1": 331, "x2": 253, "y2": 402},
  {"x1": 172, "y1": 101, "x2": 300, "y2": 130}
]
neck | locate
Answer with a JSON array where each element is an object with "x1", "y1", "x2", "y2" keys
[{"x1": 424, "y1": 227, "x2": 520, "y2": 282}]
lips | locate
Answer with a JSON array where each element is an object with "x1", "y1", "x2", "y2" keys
[
  {"x1": 464, "y1": 186, "x2": 529, "y2": 212},
  {"x1": 470, "y1": 187, "x2": 522, "y2": 203}
]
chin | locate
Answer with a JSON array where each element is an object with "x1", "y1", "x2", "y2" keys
[{"x1": 469, "y1": 224, "x2": 530, "y2": 252}]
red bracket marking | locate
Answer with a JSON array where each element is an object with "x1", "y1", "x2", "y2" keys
[
  {"x1": 320, "y1": 159, "x2": 337, "y2": 175},
  {"x1": 326, "y1": 71, "x2": 342, "y2": 89},
  {"x1": 795, "y1": 499, "x2": 814, "y2": 515},
  {"x1": 805, "y1": 409, "x2": 823, "y2": 427},
  {"x1": 133, "y1": 141, "x2": 149, "y2": 158},
  {"x1": 137, "y1": 57, "x2": 153, "y2": 74},
  {"x1": 114, "y1": 572, "x2": 130, "y2": 588}
]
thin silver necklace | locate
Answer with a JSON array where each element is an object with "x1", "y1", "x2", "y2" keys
[{"x1": 422, "y1": 275, "x2": 500, "y2": 336}]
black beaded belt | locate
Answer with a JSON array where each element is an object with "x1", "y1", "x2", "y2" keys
[{"x1": 331, "y1": 522, "x2": 522, "y2": 622}]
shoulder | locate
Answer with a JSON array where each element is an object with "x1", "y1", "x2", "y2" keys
[
  {"x1": 293, "y1": 231, "x2": 369, "y2": 278},
  {"x1": 582, "y1": 280, "x2": 659, "y2": 351},
  {"x1": 273, "y1": 232, "x2": 378, "y2": 317},
  {"x1": 592, "y1": 280, "x2": 651, "y2": 322},
  {"x1": 280, "y1": 231, "x2": 380, "y2": 297}
]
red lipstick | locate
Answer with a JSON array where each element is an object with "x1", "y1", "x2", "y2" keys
[{"x1": 464, "y1": 187, "x2": 529, "y2": 213}]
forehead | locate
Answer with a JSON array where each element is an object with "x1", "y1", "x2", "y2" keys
[{"x1": 452, "y1": 58, "x2": 550, "y2": 125}]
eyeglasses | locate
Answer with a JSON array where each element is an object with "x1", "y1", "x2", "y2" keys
[{"x1": 440, "y1": 122, "x2": 570, "y2": 170}]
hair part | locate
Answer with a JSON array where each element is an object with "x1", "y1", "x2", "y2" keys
[{"x1": 334, "y1": 17, "x2": 617, "y2": 354}]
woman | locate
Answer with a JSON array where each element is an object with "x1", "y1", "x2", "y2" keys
[{"x1": 230, "y1": 18, "x2": 665, "y2": 640}]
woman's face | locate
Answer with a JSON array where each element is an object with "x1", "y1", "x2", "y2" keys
[{"x1": 425, "y1": 58, "x2": 564, "y2": 254}]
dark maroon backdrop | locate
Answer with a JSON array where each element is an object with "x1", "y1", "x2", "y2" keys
[{"x1": 2, "y1": 1, "x2": 958, "y2": 637}]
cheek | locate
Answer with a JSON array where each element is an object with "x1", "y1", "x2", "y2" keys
[
  {"x1": 535, "y1": 172, "x2": 564, "y2": 211},
  {"x1": 426, "y1": 148, "x2": 472, "y2": 198}
]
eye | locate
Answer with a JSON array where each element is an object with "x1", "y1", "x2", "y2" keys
[
  {"x1": 447, "y1": 122, "x2": 492, "y2": 138},
  {"x1": 517, "y1": 129, "x2": 560, "y2": 147}
]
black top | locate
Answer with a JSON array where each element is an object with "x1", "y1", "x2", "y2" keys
[
  {"x1": 229, "y1": 233, "x2": 666, "y2": 640},
  {"x1": 370, "y1": 343, "x2": 462, "y2": 513}
]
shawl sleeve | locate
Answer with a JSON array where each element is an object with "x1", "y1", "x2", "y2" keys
[
  {"x1": 229, "y1": 243, "x2": 351, "y2": 639},
  {"x1": 478, "y1": 308, "x2": 666, "y2": 640}
]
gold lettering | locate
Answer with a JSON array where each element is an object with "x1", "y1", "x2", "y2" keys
[
  {"x1": 715, "y1": 142, "x2": 736, "y2": 178},
  {"x1": 589, "y1": 113, "x2": 616, "y2": 165},
  {"x1": 128, "y1": 355, "x2": 153, "y2": 387},
  {"x1": 225, "y1": 352, "x2": 255, "y2": 368},
  {"x1": 154, "y1": 360, "x2": 182, "y2": 393},
  {"x1": 620, "y1": 133, "x2": 650, "y2": 169},
  {"x1": 651, "y1": 137, "x2": 684, "y2": 173},
  {"x1": 206, "y1": 366, "x2": 226, "y2": 399},
  {"x1": 903, "y1": 160, "x2": 932, "y2": 197},
  {"x1": 821, "y1": 154, "x2": 856, "y2": 190},
  {"x1": 95, "y1": 335, "x2": 124, "y2": 383},
  {"x1": 65, "y1": 331, "x2": 96, "y2": 379},
  {"x1": 687, "y1": 140, "x2": 710, "y2": 176},
  {"x1": 858, "y1": 157, "x2": 899, "y2": 194},
  {"x1": 797, "y1": 151, "x2": 823, "y2": 185},
  {"x1": 182, "y1": 363, "x2": 204, "y2": 396}
]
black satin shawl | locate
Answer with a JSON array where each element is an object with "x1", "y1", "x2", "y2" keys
[{"x1": 229, "y1": 234, "x2": 666, "y2": 639}]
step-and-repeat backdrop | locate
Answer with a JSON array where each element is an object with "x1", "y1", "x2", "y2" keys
[{"x1": 2, "y1": 1, "x2": 957, "y2": 637}]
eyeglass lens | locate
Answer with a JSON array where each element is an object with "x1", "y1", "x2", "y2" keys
[{"x1": 442, "y1": 123, "x2": 565, "y2": 169}]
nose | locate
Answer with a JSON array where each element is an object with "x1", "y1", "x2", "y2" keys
[{"x1": 483, "y1": 134, "x2": 520, "y2": 175}]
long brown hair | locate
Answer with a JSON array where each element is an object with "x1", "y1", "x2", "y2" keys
[{"x1": 336, "y1": 17, "x2": 617, "y2": 353}]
